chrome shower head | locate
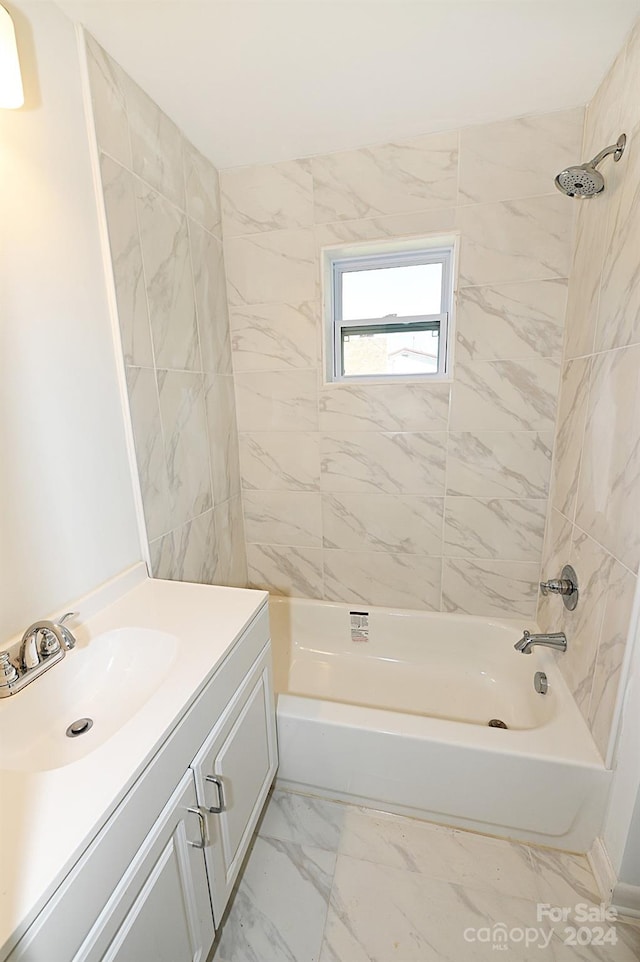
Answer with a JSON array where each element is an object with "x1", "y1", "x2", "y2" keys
[{"x1": 555, "y1": 134, "x2": 627, "y2": 198}]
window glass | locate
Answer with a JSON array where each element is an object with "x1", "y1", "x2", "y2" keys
[{"x1": 341, "y1": 262, "x2": 443, "y2": 320}]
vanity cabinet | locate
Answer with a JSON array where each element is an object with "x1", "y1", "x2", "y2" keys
[
  {"x1": 192, "y1": 645, "x2": 276, "y2": 921},
  {"x1": 5, "y1": 603, "x2": 277, "y2": 962},
  {"x1": 75, "y1": 772, "x2": 215, "y2": 962}
]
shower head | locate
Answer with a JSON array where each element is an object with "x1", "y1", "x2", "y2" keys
[{"x1": 555, "y1": 134, "x2": 627, "y2": 198}]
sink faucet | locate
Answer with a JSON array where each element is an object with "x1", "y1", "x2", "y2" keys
[
  {"x1": 514, "y1": 629, "x2": 567, "y2": 655},
  {"x1": 0, "y1": 613, "x2": 78, "y2": 698},
  {"x1": 19, "y1": 613, "x2": 77, "y2": 669}
]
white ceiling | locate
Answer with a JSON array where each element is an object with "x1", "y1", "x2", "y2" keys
[{"x1": 59, "y1": 0, "x2": 640, "y2": 169}]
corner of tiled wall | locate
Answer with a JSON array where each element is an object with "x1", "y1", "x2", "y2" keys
[
  {"x1": 537, "y1": 17, "x2": 640, "y2": 758},
  {"x1": 220, "y1": 107, "x2": 585, "y2": 618},
  {"x1": 84, "y1": 31, "x2": 247, "y2": 588}
]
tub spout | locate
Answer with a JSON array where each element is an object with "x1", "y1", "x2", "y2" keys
[{"x1": 514, "y1": 629, "x2": 567, "y2": 655}]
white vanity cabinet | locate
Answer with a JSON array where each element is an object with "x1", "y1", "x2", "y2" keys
[
  {"x1": 75, "y1": 772, "x2": 215, "y2": 962},
  {"x1": 5, "y1": 600, "x2": 277, "y2": 962}
]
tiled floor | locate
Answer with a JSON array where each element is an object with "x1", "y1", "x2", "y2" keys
[{"x1": 213, "y1": 789, "x2": 640, "y2": 961}]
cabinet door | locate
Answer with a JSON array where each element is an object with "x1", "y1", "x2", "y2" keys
[
  {"x1": 192, "y1": 643, "x2": 278, "y2": 922},
  {"x1": 74, "y1": 772, "x2": 215, "y2": 962}
]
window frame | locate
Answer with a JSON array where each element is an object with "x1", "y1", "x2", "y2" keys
[{"x1": 328, "y1": 245, "x2": 454, "y2": 383}]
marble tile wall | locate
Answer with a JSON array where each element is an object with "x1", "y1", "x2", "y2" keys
[
  {"x1": 220, "y1": 109, "x2": 583, "y2": 616},
  {"x1": 538, "y1": 19, "x2": 640, "y2": 758},
  {"x1": 85, "y1": 35, "x2": 247, "y2": 587}
]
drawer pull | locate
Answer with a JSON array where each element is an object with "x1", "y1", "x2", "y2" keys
[
  {"x1": 186, "y1": 806, "x2": 207, "y2": 848},
  {"x1": 205, "y1": 775, "x2": 225, "y2": 813}
]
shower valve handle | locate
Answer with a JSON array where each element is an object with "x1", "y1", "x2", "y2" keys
[{"x1": 540, "y1": 579, "x2": 574, "y2": 596}]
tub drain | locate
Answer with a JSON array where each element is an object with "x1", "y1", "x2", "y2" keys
[
  {"x1": 488, "y1": 718, "x2": 508, "y2": 729},
  {"x1": 66, "y1": 717, "x2": 93, "y2": 737}
]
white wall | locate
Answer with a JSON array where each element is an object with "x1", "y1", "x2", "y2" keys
[{"x1": 0, "y1": 0, "x2": 141, "y2": 644}]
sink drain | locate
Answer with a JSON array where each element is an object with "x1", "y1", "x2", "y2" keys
[
  {"x1": 66, "y1": 717, "x2": 93, "y2": 738},
  {"x1": 488, "y1": 718, "x2": 508, "y2": 729}
]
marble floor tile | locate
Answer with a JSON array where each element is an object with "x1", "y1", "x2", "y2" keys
[
  {"x1": 338, "y1": 808, "x2": 540, "y2": 902},
  {"x1": 215, "y1": 835, "x2": 336, "y2": 962},
  {"x1": 319, "y1": 854, "x2": 554, "y2": 962},
  {"x1": 550, "y1": 920, "x2": 640, "y2": 962},
  {"x1": 529, "y1": 848, "x2": 601, "y2": 908},
  {"x1": 259, "y1": 790, "x2": 347, "y2": 851}
]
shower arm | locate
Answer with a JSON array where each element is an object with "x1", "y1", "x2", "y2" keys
[{"x1": 589, "y1": 136, "x2": 626, "y2": 169}]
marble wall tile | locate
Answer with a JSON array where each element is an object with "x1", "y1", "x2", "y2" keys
[
  {"x1": 620, "y1": 19, "x2": 640, "y2": 137},
  {"x1": 189, "y1": 221, "x2": 232, "y2": 374},
  {"x1": 446, "y1": 431, "x2": 553, "y2": 499},
  {"x1": 595, "y1": 123, "x2": 640, "y2": 353},
  {"x1": 575, "y1": 344, "x2": 640, "y2": 572},
  {"x1": 215, "y1": 837, "x2": 335, "y2": 962},
  {"x1": 583, "y1": 46, "x2": 625, "y2": 162},
  {"x1": 458, "y1": 108, "x2": 584, "y2": 205},
  {"x1": 450, "y1": 358, "x2": 560, "y2": 432},
  {"x1": 320, "y1": 431, "x2": 446, "y2": 495},
  {"x1": 171, "y1": 509, "x2": 217, "y2": 584},
  {"x1": 319, "y1": 382, "x2": 450, "y2": 433},
  {"x1": 229, "y1": 301, "x2": 318, "y2": 372},
  {"x1": 126, "y1": 75, "x2": 185, "y2": 208},
  {"x1": 537, "y1": 508, "x2": 572, "y2": 633},
  {"x1": 457, "y1": 195, "x2": 573, "y2": 288},
  {"x1": 243, "y1": 491, "x2": 322, "y2": 547},
  {"x1": 455, "y1": 279, "x2": 566, "y2": 362},
  {"x1": 234, "y1": 370, "x2": 318, "y2": 432},
  {"x1": 149, "y1": 530, "x2": 175, "y2": 580},
  {"x1": 224, "y1": 229, "x2": 317, "y2": 307},
  {"x1": 323, "y1": 550, "x2": 442, "y2": 611},
  {"x1": 444, "y1": 498, "x2": 546, "y2": 562},
  {"x1": 221, "y1": 159, "x2": 313, "y2": 236},
  {"x1": 588, "y1": 559, "x2": 636, "y2": 759},
  {"x1": 204, "y1": 374, "x2": 241, "y2": 503},
  {"x1": 183, "y1": 140, "x2": 221, "y2": 237},
  {"x1": 85, "y1": 34, "x2": 131, "y2": 167},
  {"x1": 135, "y1": 180, "x2": 200, "y2": 371},
  {"x1": 158, "y1": 371, "x2": 212, "y2": 528},
  {"x1": 247, "y1": 544, "x2": 324, "y2": 598},
  {"x1": 322, "y1": 493, "x2": 443, "y2": 555},
  {"x1": 239, "y1": 432, "x2": 321, "y2": 491},
  {"x1": 125, "y1": 367, "x2": 171, "y2": 542},
  {"x1": 312, "y1": 131, "x2": 459, "y2": 223},
  {"x1": 213, "y1": 496, "x2": 248, "y2": 587},
  {"x1": 314, "y1": 208, "x2": 456, "y2": 247},
  {"x1": 550, "y1": 357, "x2": 592, "y2": 520},
  {"x1": 101, "y1": 156, "x2": 153, "y2": 367},
  {"x1": 442, "y1": 559, "x2": 539, "y2": 617},
  {"x1": 562, "y1": 196, "x2": 609, "y2": 359},
  {"x1": 563, "y1": 529, "x2": 614, "y2": 717}
]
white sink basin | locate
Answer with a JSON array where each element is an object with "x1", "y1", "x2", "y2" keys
[{"x1": 0, "y1": 628, "x2": 179, "y2": 772}]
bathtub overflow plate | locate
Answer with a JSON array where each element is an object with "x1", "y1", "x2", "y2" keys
[{"x1": 534, "y1": 671, "x2": 548, "y2": 695}]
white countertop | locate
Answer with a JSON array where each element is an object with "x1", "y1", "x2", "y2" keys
[{"x1": 0, "y1": 564, "x2": 268, "y2": 958}]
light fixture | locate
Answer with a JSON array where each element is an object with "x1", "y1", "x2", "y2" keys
[{"x1": 0, "y1": 3, "x2": 24, "y2": 108}]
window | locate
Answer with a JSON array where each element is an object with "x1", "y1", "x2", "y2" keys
[{"x1": 327, "y1": 245, "x2": 454, "y2": 382}]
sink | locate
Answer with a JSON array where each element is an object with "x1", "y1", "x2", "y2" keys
[{"x1": 0, "y1": 628, "x2": 179, "y2": 772}]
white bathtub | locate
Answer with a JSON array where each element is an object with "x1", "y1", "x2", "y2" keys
[{"x1": 270, "y1": 597, "x2": 611, "y2": 852}]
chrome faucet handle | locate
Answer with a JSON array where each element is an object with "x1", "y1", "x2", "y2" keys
[
  {"x1": 57, "y1": 612, "x2": 78, "y2": 650},
  {"x1": 539, "y1": 564, "x2": 579, "y2": 611},
  {"x1": 0, "y1": 652, "x2": 19, "y2": 687}
]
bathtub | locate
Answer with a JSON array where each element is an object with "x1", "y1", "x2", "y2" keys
[{"x1": 270, "y1": 597, "x2": 611, "y2": 852}]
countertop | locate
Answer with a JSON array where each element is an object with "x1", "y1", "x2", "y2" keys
[{"x1": 0, "y1": 564, "x2": 268, "y2": 958}]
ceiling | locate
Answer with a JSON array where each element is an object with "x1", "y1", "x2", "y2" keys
[{"x1": 58, "y1": 0, "x2": 640, "y2": 169}]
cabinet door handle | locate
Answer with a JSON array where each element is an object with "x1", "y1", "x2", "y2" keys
[
  {"x1": 205, "y1": 775, "x2": 226, "y2": 813},
  {"x1": 186, "y1": 806, "x2": 207, "y2": 848}
]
